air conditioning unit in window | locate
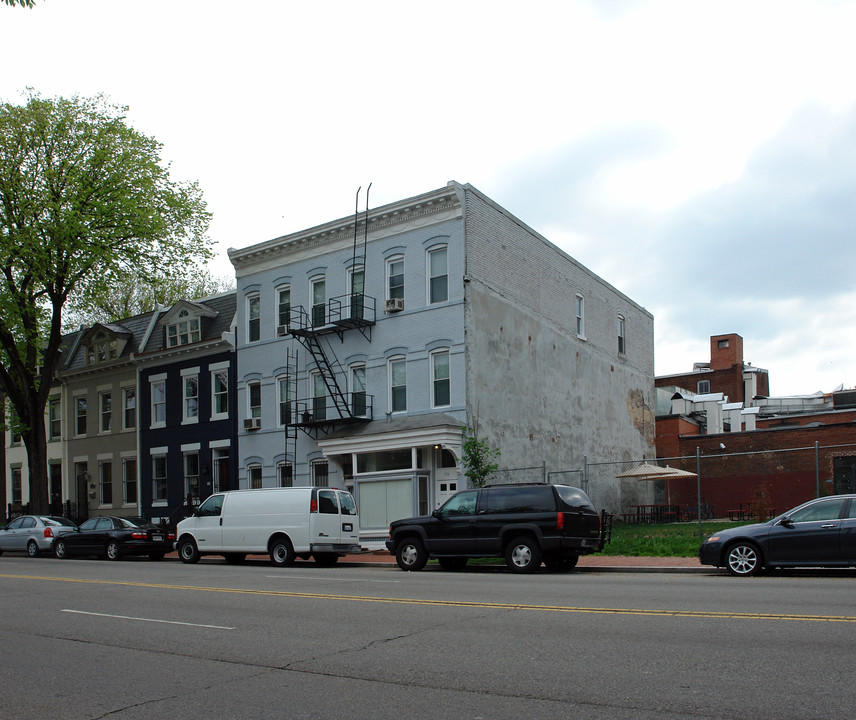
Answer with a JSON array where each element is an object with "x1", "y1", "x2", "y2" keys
[
  {"x1": 243, "y1": 418, "x2": 261, "y2": 431},
  {"x1": 385, "y1": 298, "x2": 404, "y2": 313},
  {"x1": 276, "y1": 324, "x2": 289, "y2": 337}
]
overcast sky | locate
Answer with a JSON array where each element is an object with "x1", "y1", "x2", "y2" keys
[{"x1": 3, "y1": 0, "x2": 854, "y2": 397}]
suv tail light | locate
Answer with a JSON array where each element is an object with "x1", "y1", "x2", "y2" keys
[
  {"x1": 43, "y1": 527, "x2": 54, "y2": 539},
  {"x1": 556, "y1": 512, "x2": 565, "y2": 531}
]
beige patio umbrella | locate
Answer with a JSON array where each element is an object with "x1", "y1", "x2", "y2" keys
[{"x1": 616, "y1": 463, "x2": 697, "y2": 504}]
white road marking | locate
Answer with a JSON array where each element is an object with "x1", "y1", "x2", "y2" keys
[{"x1": 61, "y1": 609, "x2": 235, "y2": 630}]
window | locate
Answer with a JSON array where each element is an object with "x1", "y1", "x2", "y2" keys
[
  {"x1": 349, "y1": 267, "x2": 365, "y2": 320},
  {"x1": 123, "y1": 388, "x2": 136, "y2": 429},
  {"x1": 389, "y1": 357, "x2": 406, "y2": 413},
  {"x1": 350, "y1": 365, "x2": 367, "y2": 417},
  {"x1": 151, "y1": 379, "x2": 166, "y2": 426},
  {"x1": 167, "y1": 309, "x2": 201, "y2": 347},
  {"x1": 124, "y1": 457, "x2": 137, "y2": 505},
  {"x1": 312, "y1": 373, "x2": 327, "y2": 421},
  {"x1": 718, "y1": 339, "x2": 730, "y2": 349},
  {"x1": 312, "y1": 461, "x2": 329, "y2": 487},
  {"x1": 196, "y1": 494, "x2": 223, "y2": 517},
  {"x1": 277, "y1": 286, "x2": 291, "y2": 329},
  {"x1": 318, "y1": 489, "x2": 338, "y2": 513},
  {"x1": 697, "y1": 380, "x2": 711, "y2": 394},
  {"x1": 100, "y1": 392, "x2": 112, "y2": 433},
  {"x1": 48, "y1": 397, "x2": 61, "y2": 440},
  {"x1": 184, "y1": 452, "x2": 199, "y2": 499},
  {"x1": 789, "y1": 498, "x2": 845, "y2": 523},
  {"x1": 100, "y1": 460, "x2": 113, "y2": 505},
  {"x1": 89, "y1": 332, "x2": 118, "y2": 364},
  {"x1": 11, "y1": 467, "x2": 22, "y2": 504},
  {"x1": 428, "y1": 247, "x2": 448, "y2": 304},
  {"x1": 311, "y1": 277, "x2": 326, "y2": 327},
  {"x1": 75, "y1": 397, "x2": 87, "y2": 436},
  {"x1": 248, "y1": 464, "x2": 263, "y2": 489},
  {"x1": 277, "y1": 376, "x2": 292, "y2": 426},
  {"x1": 248, "y1": 381, "x2": 261, "y2": 419},
  {"x1": 439, "y1": 490, "x2": 478, "y2": 516},
  {"x1": 247, "y1": 293, "x2": 260, "y2": 342},
  {"x1": 278, "y1": 462, "x2": 293, "y2": 487},
  {"x1": 431, "y1": 351, "x2": 450, "y2": 408},
  {"x1": 183, "y1": 375, "x2": 199, "y2": 422},
  {"x1": 152, "y1": 455, "x2": 167, "y2": 503},
  {"x1": 617, "y1": 314, "x2": 626, "y2": 355},
  {"x1": 213, "y1": 369, "x2": 229, "y2": 418},
  {"x1": 387, "y1": 256, "x2": 404, "y2": 300},
  {"x1": 575, "y1": 294, "x2": 585, "y2": 338}
]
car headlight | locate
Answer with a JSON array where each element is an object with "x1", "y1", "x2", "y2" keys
[{"x1": 704, "y1": 536, "x2": 720, "y2": 543}]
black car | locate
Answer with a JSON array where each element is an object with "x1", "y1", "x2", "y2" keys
[
  {"x1": 385, "y1": 483, "x2": 611, "y2": 573},
  {"x1": 699, "y1": 494, "x2": 856, "y2": 576},
  {"x1": 54, "y1": 516, "x2": 175, "y2": 561}
]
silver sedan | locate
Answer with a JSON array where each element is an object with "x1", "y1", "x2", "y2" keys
[{"x1": 0, "y1": 515, "x2": 78, "y2": 557}]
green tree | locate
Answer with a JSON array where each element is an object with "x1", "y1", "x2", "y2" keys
[
  {"x1": 64, "y1": 269, "x2": 234, "y2": 328},
  {"x1": 461, "y1": 424, "x2": 501, "y2": 488},
  {"x1": 0, "y1": 92, "x2": 211, "y2": 513},
  {"x1": 3, "y1": 1, "x2": 36, "y2": 7}
]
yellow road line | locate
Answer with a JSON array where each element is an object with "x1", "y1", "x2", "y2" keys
[{"x1": 3, "y1": 573, "x2": 855, "y2": 623}]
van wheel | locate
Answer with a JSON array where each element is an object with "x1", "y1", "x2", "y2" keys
[
  {"x1": 178, "y1": 539, "x2": 200, "y2": 564},
  {"x1": 314, "y1": 553, "x2": 339, "y2": 566},
  {"x1": 395, "y1": 538, "x2": 427, "y2": 571},
  {"x1": 505, "y1": 536, "x2": 542, "y2": 573},
  {"x1": 270, "y1": 539, "x2": 296, "y2": 567}
]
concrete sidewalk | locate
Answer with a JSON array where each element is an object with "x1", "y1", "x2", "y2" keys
[{"x1": 344, "y1": 551, "x2": 706, "y2": 572}]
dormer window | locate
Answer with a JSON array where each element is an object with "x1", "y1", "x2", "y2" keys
[
  {"x1": 87, "y1": 332, "x2": 118, "y2": 364},
  {"x1": 167, "y1": 310, "x2": 201, "y2": 347}
]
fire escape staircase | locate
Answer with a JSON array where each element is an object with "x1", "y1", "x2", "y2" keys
[{"x1": 286, "y1": 299, "x2": 375, "y2": 438}]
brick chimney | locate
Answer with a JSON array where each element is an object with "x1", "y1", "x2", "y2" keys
[{"x1": 710, "y1": 333, "x2": 743, "y2": 370}]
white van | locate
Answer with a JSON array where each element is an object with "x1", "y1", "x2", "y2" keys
[{"x1": 175, "y1": 487, "x2": 361, "y2": 566}]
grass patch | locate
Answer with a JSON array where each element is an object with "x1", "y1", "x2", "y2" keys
[{"x1": 601, "y1": 521, "x2": 749, "y2": 557}]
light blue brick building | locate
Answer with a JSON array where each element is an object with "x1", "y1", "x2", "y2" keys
[{"x1": 229, "y1": 182, "x2": 655, "y2": 547}]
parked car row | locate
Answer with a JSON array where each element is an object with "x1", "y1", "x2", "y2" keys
[
  {"x1": 5, "y1": 489, "x2": 856, "y2": 576},
  {"x1": 0, "y1": 515, "x2": 174, "y2": 560}
]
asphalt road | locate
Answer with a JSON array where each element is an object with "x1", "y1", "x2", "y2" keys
[{"x1": 1, "y1": 556, "x2": 855, "y2": 720}]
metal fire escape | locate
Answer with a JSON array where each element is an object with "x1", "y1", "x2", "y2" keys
[{"x1": 285, "y1": 185, "x2": 376, "y2": 439}]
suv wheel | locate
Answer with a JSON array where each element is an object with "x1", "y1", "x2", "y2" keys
[
  {"x1": 505, "y1": 536, "x2": 542, "y2": 573},
  {"x1": 395, "y1": 538, "x2": 428, "y2": 571}
]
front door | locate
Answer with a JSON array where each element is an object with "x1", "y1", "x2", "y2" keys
[
  {"x1": 194, "y1": 494, "x2": 225, "y2": 550},
  {"x1": 435, "y1": 480, "x2": 459, "y2": 509}
]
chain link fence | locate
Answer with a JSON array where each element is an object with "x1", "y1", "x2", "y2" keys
[{"x1": 489, "y1": 442, "x2": 856, "y2": 544}]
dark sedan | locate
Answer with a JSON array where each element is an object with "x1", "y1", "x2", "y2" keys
[
  {"x1": 699, "y1": 494, "x2": 856, "y2": 576},
  {"x1": 54, "y1": 516, "x2": 175, "y2": 561}
]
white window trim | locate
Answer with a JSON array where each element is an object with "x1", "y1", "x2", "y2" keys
[
  {"x1": 430, "y1": 350, "x2": 451, "y2": 409},
  {"x1": 247, "y1": 380, "x2": 262, "y2": 420},
  {"x1": 275, "y1": 284, "x2": 291, "y2": 331},
  {"x1": 575, "y1": 294, "x2": 586, "y2": 340},
  {"x1": 276, "y1": 375, "x2": 291, "y2": 428},
  {"x1": 427, "y1": 245, "x2": 449, "y2": 305},
  {"x1": 388, "y1": 356, "x2": 407, "y2": 414},
  {"x1": 182, "y1": 371, "x2": 200, "y2": 425},
  {"x1": 98, "y1": 391, "x2": 112, "y2": 435},
  {"x1": 386, "y1": 255, "x2": 405, "y2": 301},
  {"x1": 149, "y1": 374, "x2": 167, "y2": 429},
  {"x1": 247, "y1": 292, "x2": 261, "y2": 343}
]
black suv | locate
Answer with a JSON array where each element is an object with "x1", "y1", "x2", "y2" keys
[{"x1": 385, "y1": 483, "x2": 611, "y2": 573}]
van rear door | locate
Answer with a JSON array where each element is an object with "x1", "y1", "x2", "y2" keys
[{"x1": 311, "y1": 489, "x2": 360, "y2": 550}]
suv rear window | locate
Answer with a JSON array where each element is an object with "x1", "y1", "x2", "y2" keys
[
  {"x1": 555, "y1": 485, "x2": 596, "y2": 511},
  {"x1": 485, "y1": 486, "x2": 555, "y2": 514}
]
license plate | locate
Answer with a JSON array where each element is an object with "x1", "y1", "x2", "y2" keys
[{"x1": 152, "y1": 535, "x2": 164, "y2": 542}]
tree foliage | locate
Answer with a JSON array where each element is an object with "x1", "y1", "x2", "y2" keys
[
  {"x1": 461, "y1": 425, "x2": 501, "y2": 488},
  {"x1": 0, "y1": 91, "x2": 212, "y2": 511},
  {"x1": 3, "y1": 0, "x2": 36, "y2": 7},
  {"x1": 64, "y1": 269, "x2": 234, "y2": 328}
]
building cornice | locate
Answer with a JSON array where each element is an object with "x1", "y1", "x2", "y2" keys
[{"x1": 228, "y1": 183, "x2": 463, "y2": 275}]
